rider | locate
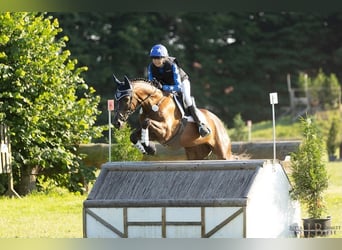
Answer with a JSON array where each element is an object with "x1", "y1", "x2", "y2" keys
[{"x1": 147, "y1": 44, "x2": 211, "y2": 137}]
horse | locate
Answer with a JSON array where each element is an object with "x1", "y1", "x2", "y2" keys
[{"x1": 113, "y1": 75, "x2": 232, "y2": 160}]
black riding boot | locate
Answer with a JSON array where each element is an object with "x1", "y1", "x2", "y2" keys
[{"x1": 188, "y1": 105, "x2": 211, "y2": 137}]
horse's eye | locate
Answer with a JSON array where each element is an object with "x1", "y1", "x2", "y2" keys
[
  {"x1": 117, "y1": 96, "x2": 130, "y2": 110},
  {"x1": 122, "y1": 96, "x2": 130, "y2": 102}
]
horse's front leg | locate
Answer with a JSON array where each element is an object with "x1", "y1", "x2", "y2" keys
[
  {"x1": 130, "y1": 128, "x2": 145, "y2": 154},
  {"x1": 130, "y1": 123, "x2": 156, "y2": 155},
  {"x1": 142, "y1": 118, "x2": 171, "y2": 141},
  {"x1": 140, "y1": 119, "x2": 157, "y2": 155}
]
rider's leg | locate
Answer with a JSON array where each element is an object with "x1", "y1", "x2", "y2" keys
[
  {"x1": 182, "y1": 79, "x2": 211, "y2": 137},
  {"x1": 182, "y1": 79, "x2": 193, "y2": 108}
]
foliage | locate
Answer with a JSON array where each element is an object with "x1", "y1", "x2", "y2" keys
[
  {"x1": 0, "y1": 12, "x2": 102, "y2": 194},
  {"x1": 299, "y1": 69, "x2": 341, "y2": 110},
  {"x1": 111, "y1": 125, "x2": 143, "y2": 161},
  {"x1": 52, "y1": 12, "x2": 342, "y2": 131},
  {"x1": 326, "y1": 117, "x2": 340, "y2": 159},
  {"x1": 290, "y1": 116, "x2": 329, "y2": 218},
  {"x1": 37, "y1": 162, "x2": 97, "y2": 194},
  {"x1": 230, "y1": 113, "x2": 247, "y2": 141}
]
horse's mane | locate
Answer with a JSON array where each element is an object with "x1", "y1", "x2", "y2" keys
[{"x1": 130, "y1": 78, "x2": 161, "y2": 89}]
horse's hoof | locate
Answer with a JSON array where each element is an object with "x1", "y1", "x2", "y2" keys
[
  {"x1": 145, "y1": 146, "x2": 156, "y2": 155},
  {"x1": 144, "y1": 143, "x2": 156, "y2": 155}
]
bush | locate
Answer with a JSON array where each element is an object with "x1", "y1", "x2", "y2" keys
[
  {"x1": 230, "y1": 113, "x2": 247, "y2": 141},
  {"x1": 326, "y1": 118, "x2": 340, "y2": 160},
  {"x1": 111, "y1": 125, "x2": 143, "y2": 161},
  {"x1": 290, "y1": 116, "x2": 329, "y2": 218}
]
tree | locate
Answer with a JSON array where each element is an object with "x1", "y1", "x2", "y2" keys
[
  {"x1": 53, "y1": 13, "x2": 172, "y2": 131},
  {"x1": 0, "y1": 12, "x2": 102, "y2": 195},
  {"x1": 230, "y1": 113, "x2": 247, "y2": 141},
  {"x1": 290, "y1": 116, "x2": 329, "y2": 219},
  {"x1": 52, "y1": 12, "x2": 342, "y2": 129},
  {"x1": 326, "y1": 117, "x2": 340, "y2": 160}
]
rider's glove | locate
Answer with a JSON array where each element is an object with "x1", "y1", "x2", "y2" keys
[{"x1": 152, "y1": 78, "x2": 163, "y2": 89}]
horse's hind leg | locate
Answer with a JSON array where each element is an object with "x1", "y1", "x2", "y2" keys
[
  {"x1": 185, "y1": 144, "x2": 212, "y2": 160},
  {"x1": 211, "y1": 137, "x2": 233, "y2": 160},
  {"x1": 212, "y1": 144, "x2": 232, "y2": 159}
]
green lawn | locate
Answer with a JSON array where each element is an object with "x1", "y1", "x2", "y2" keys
[
  {"x1": 324, "y1": 161, "x2": 342, "y2": 238},
  {"x1": 0, "y1": 160, "x2": 341, "y2": 238},
  {"x1": 0, "y1": 191, "x2": 85, "y2": 238}
]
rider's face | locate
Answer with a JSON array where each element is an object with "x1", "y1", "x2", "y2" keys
[{"x1": 152, "y1": 57, "x2": 164, "y2": 67}]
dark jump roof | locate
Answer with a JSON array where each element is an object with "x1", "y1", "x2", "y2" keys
[{"x1": 84, "y1": 160, "x2": 265, "y2": 207}]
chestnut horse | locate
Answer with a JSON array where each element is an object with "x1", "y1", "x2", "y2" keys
[{"x1": 113, "y1": 76, "x2": 232, "y2": 160}]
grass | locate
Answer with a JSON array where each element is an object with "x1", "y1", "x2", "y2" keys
[
  {"x1": 0, "y1": 190, "x2": 85, "y2": 238},
  {"x1": 250, "y1": 116, "x2": 302, "y2": 141},
  {"x1": 237, "y1": 110, "x2": 340, "y2": 142},
  {"x1": 0, "y1": 161, "x2": 340, "y2": 238},
  {"x1": 0, "y1": 112, "x2": 340, "y2": 238},
  {"x1": 323, "y1": 161, "x2": 342, "y2": 238}
]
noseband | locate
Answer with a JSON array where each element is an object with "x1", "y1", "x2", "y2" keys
[{"x1": 114, "y1": 81, "x2": 158, "y2": 121}]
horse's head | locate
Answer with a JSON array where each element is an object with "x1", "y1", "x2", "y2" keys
[
  {"x1": 113, "y1": 75, "x2": 163, "y2": 129},
  {"x1": 113, "y1": 75, "x2": 134, "y2": 129}
]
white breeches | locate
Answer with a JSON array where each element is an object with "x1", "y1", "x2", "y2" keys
[{"x1": 182, "y1": 79, "x2": 192, "y2": 108}]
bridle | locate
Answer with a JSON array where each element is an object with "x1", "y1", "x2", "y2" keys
[{"x1": 114, "y1": 81, "x2": 159, "y2": 122}]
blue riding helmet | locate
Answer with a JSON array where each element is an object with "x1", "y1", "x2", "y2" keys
[{"x1": 150, "y1": 44, "x2": 169, "y2": 57}]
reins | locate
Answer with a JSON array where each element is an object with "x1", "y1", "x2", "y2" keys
[{"x1": 125, "y1": 81, "x2": 160, "y2": 117}]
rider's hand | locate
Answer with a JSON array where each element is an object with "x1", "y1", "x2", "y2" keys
[{"x1": 152, "y1": 78, "x2": 163, "y2": 89}]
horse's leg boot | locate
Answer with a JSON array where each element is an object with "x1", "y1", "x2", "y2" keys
[{"x1": 144, "y1": 142, "x2": 157, "y2": 155}]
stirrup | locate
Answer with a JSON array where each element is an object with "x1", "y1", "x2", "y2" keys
[{"x1": 198, "y1": 123, "x2": 211, "y2": 137}]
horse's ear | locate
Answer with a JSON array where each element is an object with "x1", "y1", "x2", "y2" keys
[
  {"x1": 113, "y1": 74, "x2": 123, "y2": 85},
  {"x1": 123, "y1": 75, "x2": 130, "y2": 86}
]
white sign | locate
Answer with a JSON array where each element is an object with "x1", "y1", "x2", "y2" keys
[
  {"x1": 269, "y1": 92, "x2": 278, "y2": 104},
  {"x1": 1, "y1": 143, "x2": 8, "y2": 153}
]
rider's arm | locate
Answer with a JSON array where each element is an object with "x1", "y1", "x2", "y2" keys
[{"x1": 162, "y1": 63, "x2": 182, "y2": 92}]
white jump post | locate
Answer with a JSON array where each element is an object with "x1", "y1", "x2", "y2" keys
[
  {"x1": 269, "y1": 92, "x2": 278, "y2": 164},
  {"x1": 107, "y1": 99, "x2": 114, "y2": 162},
  {"x1": 247, "y1": 120, "x2": 252, "y2": 142}
]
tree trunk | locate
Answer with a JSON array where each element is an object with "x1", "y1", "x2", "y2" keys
[{"x1": 17, "y1": 166, "x2": 39, "y2": 195}]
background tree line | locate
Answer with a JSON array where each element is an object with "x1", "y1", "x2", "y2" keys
[
  {"x1": 53, "y1": 12, "x2": 342, "y2": 135},
  {"x1": 2, "y1": 12, "x2": 342, "y2": 195}
]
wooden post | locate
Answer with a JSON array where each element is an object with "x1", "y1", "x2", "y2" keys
[
  {"x1": 1, "y1": 124, "x2": 20, "y2": 198},
  {"x1": 287, "y1": 74, "x2": 295, "y2": 111}
]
